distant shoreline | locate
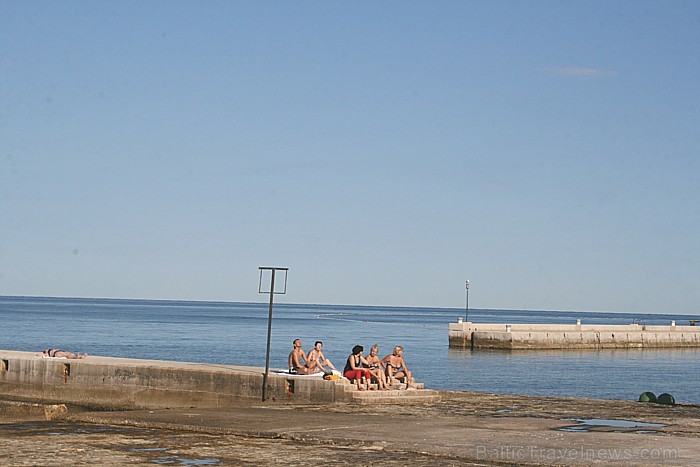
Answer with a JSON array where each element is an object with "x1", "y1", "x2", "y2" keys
[{"x1": 2, "y1": 294, "x2": 697, "y2": 316}]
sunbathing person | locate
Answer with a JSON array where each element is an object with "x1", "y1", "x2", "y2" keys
[
  {"x1": 288, "y1": 339, "x2": 320, "y2": 374},
  {"x1": 343, "y1": 345, "x2": 372, "y2": 391},
  {"x1": 366, "y1": 344, "x2": 389, "y2": 390},
  {"x1": 307, "y1": 341, "x2": 337, "y2": 373},
  {"x1": 39, "y1": 349, "x2": 88, "y2": 359},
  {"x1": 381, "y1": 345, "x2": 414, "y2": 389}
]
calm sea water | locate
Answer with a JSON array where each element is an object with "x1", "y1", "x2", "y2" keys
[{"x1": 2, "y1": 296, "x2": 699, "y2": 404}]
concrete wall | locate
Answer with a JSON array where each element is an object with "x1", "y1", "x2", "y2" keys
[
  {"x1": 449, "y1": 322, "x2": 700, "y2": 350},
  {"x1": 0, "y1": 351, "x2": 346, "y2": 409}
]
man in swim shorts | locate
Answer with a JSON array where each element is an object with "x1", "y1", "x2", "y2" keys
[{"x1": 288, "y1": 339, "x2": 315, "y2": 374}]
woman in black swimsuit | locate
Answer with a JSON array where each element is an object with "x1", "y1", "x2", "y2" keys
[
  {"x1": 381, "y1": 345, "x2": 413, "y2": 389},
  {"x1": 343, "y1": 345, "x2": 372, "y2": 390}
]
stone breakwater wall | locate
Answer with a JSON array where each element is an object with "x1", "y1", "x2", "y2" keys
[
  {"x1": 449, "y1": 322, "x2": 700, "y2": 349},
  {"x1": 0, "y1": 351, "x2": 439, "y2": 409},
  {"x1": 0, "y1": 351, "x2": 350, "y2": 409}
]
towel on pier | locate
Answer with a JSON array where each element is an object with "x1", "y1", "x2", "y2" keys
[{"x1": 273, "y1": 370, "x2": 325, "y2": 377}]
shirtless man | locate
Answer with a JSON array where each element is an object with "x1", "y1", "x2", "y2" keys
[
  {"x1": 381, "y1": 345, "x2": 414, "y2": 389},
  {"x1": 288, "y1": 339, "x2": 317, "y2": 374},
  {"x1": 307, "y1": 341, "x2": 337, "y2": 373}
]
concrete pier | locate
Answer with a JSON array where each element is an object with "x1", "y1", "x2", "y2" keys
[
  {"x1": 5, "y1": 391, "x2": 700, "y2": 465},
  {"x1": 449, "y1": 322, "x2": 700, "y2": 349},
  {"x1": 0, "y1": 350, "x2": 438, "y2": 409}
]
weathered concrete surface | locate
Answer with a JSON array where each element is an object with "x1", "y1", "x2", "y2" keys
[
  {"x1": 0, "y1": 350, "x2": 439, "y2": 409},
  {"x1": 449, "y1": 322, "x2": 700, "y2": 349},
  {"x1": 0, "y1": 400, "x2": 68, "y2": 422},
  {"x1": 2, "y1": 391, "x2": 699, "y2": 466},
  {"x1": 1, "y1": 350, "x2": 280, "y2": 408}
]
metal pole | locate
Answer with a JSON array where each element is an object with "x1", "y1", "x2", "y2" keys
[
  {"x1": 262, "y1": 269, "x2": 275, "y2": 402},
  {"x1": 465, "y1": 280, "x2": 470, "y2": 322}
]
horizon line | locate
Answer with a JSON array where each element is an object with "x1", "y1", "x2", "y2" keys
[{"x1": 1, "y1": 294, "x2": 695, "y2": 317}]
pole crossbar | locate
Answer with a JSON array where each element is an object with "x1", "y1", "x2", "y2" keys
[{"x1": 258, "y1": 267, "x2": 289, "y2": 294}]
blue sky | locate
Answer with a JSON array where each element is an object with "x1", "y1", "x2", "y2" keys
[{"x1": 1, "y1": 1, "x2": 699, "y2": 314}]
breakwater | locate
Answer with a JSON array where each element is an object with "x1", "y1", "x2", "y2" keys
[
  {"x1": 449, "y1": 321, "x2": 700, "y2": 349},
  {"x1": 0, "y1": 351, "x2": 437, "y2": 409}
]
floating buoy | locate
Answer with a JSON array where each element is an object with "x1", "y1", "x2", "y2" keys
[
  {"x1": 657, "y1": 393, "x2": 676, "y2": 405},
  {"x1": 638, "y1": 391, "x2": 657, "y2": 403}
]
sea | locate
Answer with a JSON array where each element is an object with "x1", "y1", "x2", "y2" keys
[{"x1": 2, "y1": 296, "x2": 699, "y2": 404}]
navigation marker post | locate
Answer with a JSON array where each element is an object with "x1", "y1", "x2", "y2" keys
[
  {"x1": 465, "y1": 280, "x2": 470, "y2": 322},
  {"x1": 258, "y1": 266, "x2": 288, "y2": 402}
]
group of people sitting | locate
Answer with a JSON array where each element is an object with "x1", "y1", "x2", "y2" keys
[{"x1": 288, "y1": 339, "x2": 414, "y2": 390}]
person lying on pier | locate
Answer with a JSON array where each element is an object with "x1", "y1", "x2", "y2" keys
[
  {"x1": 343, "y1": 345, "x2": 373, "y2": 391},
  {"x1": 382, "y1": 346, "x2": 414, "y2": 389},
  {"x1": 288, "y1": 339, "x2": 323, "y2": 374},
  {"x1": 38, "y1": 349, "x2": 88, "y2": 359},
  {"x1": 307, "y1": 341, "x2": 337, "y2": 374},
  {"x1": 365, "y1": 344, "x2": 389, "y2": 390}
]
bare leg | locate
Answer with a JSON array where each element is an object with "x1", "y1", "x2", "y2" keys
[
  {"x1": 324, "y1": 359, "x2": 337, "y2": 372},
  {"x1": 393, "y1": 371, "x2": 413, "y2": 388},
  {"x1": 371, "y1": 369, "x2": 387, "y2": 390},
  {"x1": 382, "y1": 372, "x2": 389, "y2": 389},
  {"x1": 393, "y1": 371, "x2": 407, "y2": 387},
  {"x1": 386, "y1": 365, "x2": 396, "y2": 386},
  {"x1": 405, "y1": 370, "x2": 413, "y2": 388},
  {"x1": 307, "y1": 362, "x2": 324, "y2": 373}
]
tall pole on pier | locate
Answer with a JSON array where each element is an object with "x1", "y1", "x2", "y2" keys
[
  {"x1": 258, "y1": 266, "x2": 288, "y2": 402},
  {"x1": 465, "y1": 280, "x2": 470, "y2": 322}
]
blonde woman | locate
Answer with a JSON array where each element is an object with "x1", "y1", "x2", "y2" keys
[
  {"x1": 365, "y1": 344, "x2": 389, "y2": 390},
  {"x1": 381, "y1": 345, "x2": 414, "y2": 389}
]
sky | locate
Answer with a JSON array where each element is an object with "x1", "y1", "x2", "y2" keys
[{"x1": 1, "y1": 1, "x2": 699, "y2": 314}]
